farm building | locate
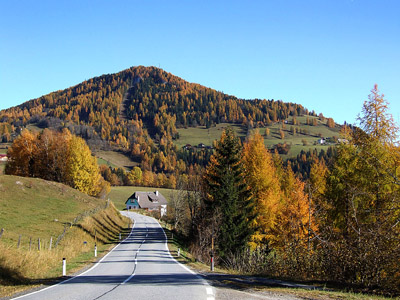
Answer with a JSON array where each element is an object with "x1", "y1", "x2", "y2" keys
[{"x1": 125, "y1": 191, "x2": 167, "y2": 217}]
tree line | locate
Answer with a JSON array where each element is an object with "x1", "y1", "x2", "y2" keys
[{"x1": 5, "y1": 129, "x2": 110, "y2": 197}]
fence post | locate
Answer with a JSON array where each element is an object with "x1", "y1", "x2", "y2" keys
[
  {"x1": 29, "y1": 237, "x2": 32, "y2": 251},
  {"x1": 62, "y1": 258, "x2": 66, "y2": 276},
  {"x1": 119, "y1": 233, "x2": 121, "y2": 241},
  {"x1": 94, "y1": 244, "x2": 97, "y2": 257},
  {"x1": 178, "y1": 248, "x2": 180, "y2": 257},
  {"x1": 38, "y1": 238, "x2": 41, "y2": 251},
  {"x1": 49, "y1": 236, "x2": 53, "y2": 251},
  {"x1": 17, "y1": 235, "x2": 22, "y2": 248},
  {"x1": 0, "y1": 228, "x2": 4, "y2": 239}
]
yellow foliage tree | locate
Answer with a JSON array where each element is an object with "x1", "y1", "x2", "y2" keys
[
  {"x1": 127, "y1": 166, "x2": 143, "y2": 185},
  {"x1": 242, "y1": 132, "x2": 281, "y2": 249},
  {"x1": 66, "y1": 135, "x2": 104, "y2": 196}
]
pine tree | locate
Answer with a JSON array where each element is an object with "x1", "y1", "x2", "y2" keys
[{"x1": 203, "y1": 127, "x2": 255, "y2": 260}]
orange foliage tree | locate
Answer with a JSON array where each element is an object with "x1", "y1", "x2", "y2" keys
[{"x1": 242, "y1": 132, "x2": 281, "y2": 249}]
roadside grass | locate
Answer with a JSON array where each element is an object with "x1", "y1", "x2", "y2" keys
[
  {"x1": 158, "y1": 219, "x2": 397, "y2": 300},
  {"x1": 0, "y1": 175, "x2": 130, "y2": 298},
  {"x1": 108, "y1": 186, "x2": 175, "y2": 210},
  {"x1": 257, "y1": 287, "x2": 398, "y2": 300},
  {"x1": 176, "y1": 116, "x2": 341, "y2": 158},
  {"x1": 94, "y1": 150, "x2": 137, "y2": 171}
]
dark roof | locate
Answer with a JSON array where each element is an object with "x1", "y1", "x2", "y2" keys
[{"x1": 125, "y1": 191, "x2": 167, "y2": 209}]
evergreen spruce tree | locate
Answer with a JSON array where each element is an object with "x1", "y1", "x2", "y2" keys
[{"x1": 204, "y1": 127, "x2": 255, "y2": 260}]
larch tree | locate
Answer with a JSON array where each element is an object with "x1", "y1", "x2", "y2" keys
[
  {"x1": 272, "y1": 164, "x2": 315, "y2": 252},
  {"x1": 322, "y1": 85, "x2": 400, "y2": 288},
  {"x1": 242, "y1": 132, "x2": 281, "y2": 249}
]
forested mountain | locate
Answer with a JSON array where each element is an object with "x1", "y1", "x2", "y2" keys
[{"x1": 0, "y1": 66, "x2": 319, "y2": 177}]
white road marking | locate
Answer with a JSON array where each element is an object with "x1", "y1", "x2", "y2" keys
[
  {"x1": 121, "y1": 271, "x2": 136, "y2": 285},
  {"x1": 206, "y1": 287, "x2": 213, "y2": 295}
]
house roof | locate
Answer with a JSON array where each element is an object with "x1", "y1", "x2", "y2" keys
[{"x1": 125, "y1": 191, "x2": 167, "y2": 209}]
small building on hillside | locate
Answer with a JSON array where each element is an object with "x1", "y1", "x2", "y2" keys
[
  {"x1": 125, "y1": 191, "x2": 167, "y2": 217},
  {"x1": 0, "y1": 154, "x2": 8, "y2": 162}
]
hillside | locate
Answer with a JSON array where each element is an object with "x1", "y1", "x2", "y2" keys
[
  {"x1": 0, "y1": 66, "x2": 340, "y2": 179},
  {"x1": 0, "y1": 175, "x2": 103, "y2": 244},
  {"x1": 0, "y1": 175, "x2": 129, "y2": 297}
]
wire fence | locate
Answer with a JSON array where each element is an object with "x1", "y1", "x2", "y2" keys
[{"x1": 0, "y1": 199, "x2": 110, "y2": 251}]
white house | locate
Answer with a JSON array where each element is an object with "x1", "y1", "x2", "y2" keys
[{"x1": 125, "y1": 191, "x2": 167, "y2": 217}]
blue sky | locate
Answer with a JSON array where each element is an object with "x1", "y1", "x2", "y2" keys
[{"x1": 1, "y1": 0, "x2": 399, "y2": 126}]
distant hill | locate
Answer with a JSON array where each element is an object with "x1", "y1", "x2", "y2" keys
[{"x1": 0, "y1": 66, "x2": 340, "y2": 176}]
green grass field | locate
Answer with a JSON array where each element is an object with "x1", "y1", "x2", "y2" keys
[
  {"x1": 175, "y1": 123, "x2": 245, "y2": 148},
  {"x1": 108, "y1": 186, "x2": 175, "y2": 210},
  {"x1": 176, "y1": 116, "x2": 341, "y2": 158},
  {"x1": 0, "y1": 175, "x2": 104, "y2": 245},
  {"x1": 94, "y1": 150, "x2": 137, "y2": 171}
]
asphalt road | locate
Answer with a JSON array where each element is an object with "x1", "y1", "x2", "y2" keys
[{"x1": 12, "y1": 212, "x2": 214, "y2": 300}]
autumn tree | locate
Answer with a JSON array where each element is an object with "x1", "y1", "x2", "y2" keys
[
  {"x1": 326, "y1": 118, "x2": 335, "y2": 128},
  {"x1": 6, "y1": 128, "x2": 109, "y2": 198},
  {"x1": 321, "y1": 85, "x2": 400, "y2": 289},
  {"x1": 265, "y1": 128, "x2": 270, "y2": 137},
  {"x1": 279, "y1": 129, "x2": 285, "y2": 139},
  {"x1": 273, "y1": 163, "x2": 316, "y2": 251},
  {"x1": 242, "y1": 132, "x2": 281, "y2": 249},
  {"x1": 34, "y1": 128, "x2": 71, "y2": 182},
  {"x1": 127, "y1": 166, "x2": 143, "y2": 185},
  {"x1": 5, "y1": 129, "x2": 38, "y2": 176},
  {"x1": 66, "y1": 135, "x2": 109, "y2": 196}
]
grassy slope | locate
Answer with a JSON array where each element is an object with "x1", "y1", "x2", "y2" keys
[
  {"x1": 94, "y1": 150, "x2": 137, "y2": 171},
  {"x1": 0, "y1": 175, "x2": 130, "y2": 298},
  {"x1": 176, "y1": 116, "x2": 341, "y2": 158},
  {"x1": 108, "y1": 186, "x2": 175, "y2": 210},
  {"x1": 0, "y1": 175, "x2": 102, "y2": 245}
]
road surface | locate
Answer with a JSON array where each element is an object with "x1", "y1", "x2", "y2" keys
[{"x1": 12, "y1": 212, "x2": 214, "y2": 300}]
